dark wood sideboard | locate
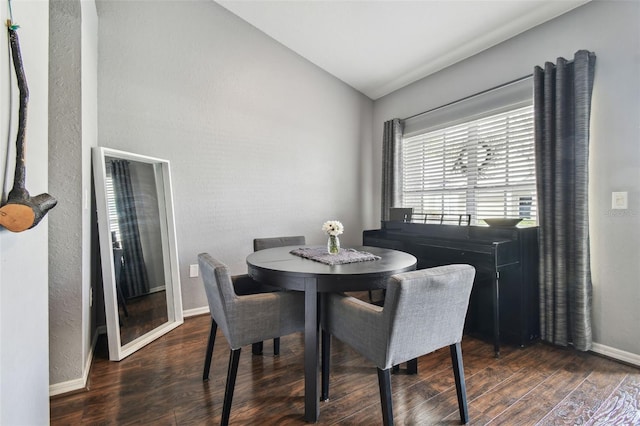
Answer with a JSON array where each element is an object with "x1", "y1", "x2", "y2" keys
[{"x1": 363, "y1": 221, "x2": 540, "y2": 356}]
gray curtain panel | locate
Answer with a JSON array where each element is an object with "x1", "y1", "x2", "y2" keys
[
  {"x1": 534, "y1": 50, "x2": 596, "y2": 351},
  {"x1": 111, "y1": 160, "x2": 150, "y2": 299},
  {"x1": 381, "y1": 119, "x2": 404, "y2": 221}
]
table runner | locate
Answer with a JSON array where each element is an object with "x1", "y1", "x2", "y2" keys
[{"x1": 290, "y1": 247, "x2": 381, "y2": 266}]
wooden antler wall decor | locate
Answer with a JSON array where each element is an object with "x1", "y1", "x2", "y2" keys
[{"x1": 0, "y1": 22, "x2": 57, "y2": 232}]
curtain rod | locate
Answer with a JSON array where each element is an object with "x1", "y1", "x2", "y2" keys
[{"x1": 402, "y1": 73, "x2": 534, "y2": 122}]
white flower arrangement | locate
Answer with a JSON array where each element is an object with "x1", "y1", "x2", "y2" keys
[{"x1": 322, "y1": 220, "x2": 344, "y2": 236}]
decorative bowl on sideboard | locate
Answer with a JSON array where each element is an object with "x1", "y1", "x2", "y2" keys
[{"x1": 482, "y1": 218, "x2": 523, "y2": 228}]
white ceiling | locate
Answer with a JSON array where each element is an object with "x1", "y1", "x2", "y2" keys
[{"x1": 217, "y1": 0, "x2": 590, "y2": 99}]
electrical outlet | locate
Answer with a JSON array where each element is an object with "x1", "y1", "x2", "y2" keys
[
  {"x1": 189, "y1": 264, "x2": 199, "y2": 278},
  {"x1": 612, "y1": 191, "x2": 628, "y2": 209}
]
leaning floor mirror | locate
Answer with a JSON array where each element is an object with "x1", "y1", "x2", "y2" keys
[{"x1": 93, "y1": 147, "x2": 183, "y2": 361}]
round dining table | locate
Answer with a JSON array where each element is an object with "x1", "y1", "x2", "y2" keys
[{"x1": 246, "y1": 245, "x2": 417, "y2": 423}]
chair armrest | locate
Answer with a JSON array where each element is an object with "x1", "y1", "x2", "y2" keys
[
  {"x1": 228, "y1": 291, "x2": 304, "y2": 348},
  {"x1": 324, "y1": 293, "x2": 388, "y2": 368}
]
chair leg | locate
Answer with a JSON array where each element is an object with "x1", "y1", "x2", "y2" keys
[
  {"x1": 450, "y1": 342, "x2": 469, "y2": 425},
  {"x1": 377, "y1": 368, "x2": 394, "y2": 426},
  {"x1": 321, "y1": 330, "x2": 330, "y2": 401},
  {"x1": 273, "y1": 338, "x2": 280, "y2": 355},
  {"x1": 221, "y1": 348, "x2": 241, "y2": 426},
  {"x1": 203, "y1": 319, "x2": 217, "y2": 381},
  {"x1": 252, "y1": 341, "x2": 264, "y2": 355},
  {"x1": 407, "y1": 358, "x2": 418, "y2": 375}
]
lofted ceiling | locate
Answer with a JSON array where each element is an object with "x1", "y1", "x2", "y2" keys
[{"x1": 216, "y1": 0, "x2": 590, "y2": 100}]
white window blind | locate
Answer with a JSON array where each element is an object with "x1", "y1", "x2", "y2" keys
[
  {"x1": 105, "y1": 162, "x2": 122, "y2": 243},
  {"x1": 401, "y1": 105, "x2": 537, "y2": 225}
]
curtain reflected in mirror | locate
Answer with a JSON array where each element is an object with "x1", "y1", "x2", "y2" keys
[
  {"x1": 94, "y1": 147, "x2": 183, "y2": 361},
  {"x1": 106, "y1": 158, "x2": 168, "y2": 346}
]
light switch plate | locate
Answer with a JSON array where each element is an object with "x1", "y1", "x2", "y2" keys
[{"x1": 612, "y1": 191, "x2": 628, "y2": 209}]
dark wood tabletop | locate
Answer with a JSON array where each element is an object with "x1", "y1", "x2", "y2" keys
[{"x1": 246, "y1": 245, "x2": 417, "y2": 292}]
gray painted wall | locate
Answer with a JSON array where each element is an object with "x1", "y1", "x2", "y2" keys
[
  {"x1": 48, "y1": 0, "x2": 99, "y2": 393},
  {"x1": 0, "y1": 1, "x2": 51, "y2": 423},
  {"x1": 81, "y1": 0, "x2": 100, "y2": 387},
  {"x1": 96, "y1": 0, "x2": 374, "y2": 314},
  {"x1": 372, "y1": 1, "x2": 640, "y2": 358},
  {"x1": 49, "y1": 0, "x2": 84, "y2": 386}
]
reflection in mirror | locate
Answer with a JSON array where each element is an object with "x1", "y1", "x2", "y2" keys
[{"x1": 93, "y1": 147, "x2": 183, "y2": 361}]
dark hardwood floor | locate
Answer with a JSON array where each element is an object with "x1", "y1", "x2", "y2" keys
[{"x1": 50, "y1": 313, "x2": 640, "y2": 425}]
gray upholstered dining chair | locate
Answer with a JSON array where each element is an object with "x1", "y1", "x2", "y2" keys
[
  {"x1": 203, "y1": 236, "x2": 307, "y2": 381},
  {"x1": 322, "y1": 264, "x2": 476, "y2": 426},
  {"x1": 198, "y1": 253, "x2": 305, "y2": 425},
  {"x1": 253, "y1": 235, "x2": 306, "y2": 252},
  {"x1": 250, "y1": 236, "x2": 305, "y2": 355}
]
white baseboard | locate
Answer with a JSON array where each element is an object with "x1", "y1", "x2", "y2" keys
[
  {"x1": 49, "y1": 329, "x2": 101, "y2": 397},
  {"x1": 49, "y1": 376, "x2": 86, "y2": 397},
  {"x1": 591, "y1": 342, "x2": 640, "y2": 367},
  {"x1": 184, "y1": 306, "x2": 209, "y2": 318}
]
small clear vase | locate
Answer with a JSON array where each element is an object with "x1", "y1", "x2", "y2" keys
[{"x1": 327, "y1": 235, "x2": 340, "y2": 255}]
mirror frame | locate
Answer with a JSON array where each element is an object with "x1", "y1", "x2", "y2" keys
[{"x1": 93, "y1": 147, "x2": 183, "y2": 361}]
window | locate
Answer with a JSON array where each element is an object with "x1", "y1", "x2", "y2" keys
[
  {"x1": 401, "y1": 104, "x2": 537, "y2": 225},
  {"x1": 105, "y1": 162, "x2": 122, "y2": 244}
]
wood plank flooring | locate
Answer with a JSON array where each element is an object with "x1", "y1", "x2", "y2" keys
[{"x1": 50, "y1": 314, "x2": 640, "y2": 425}]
